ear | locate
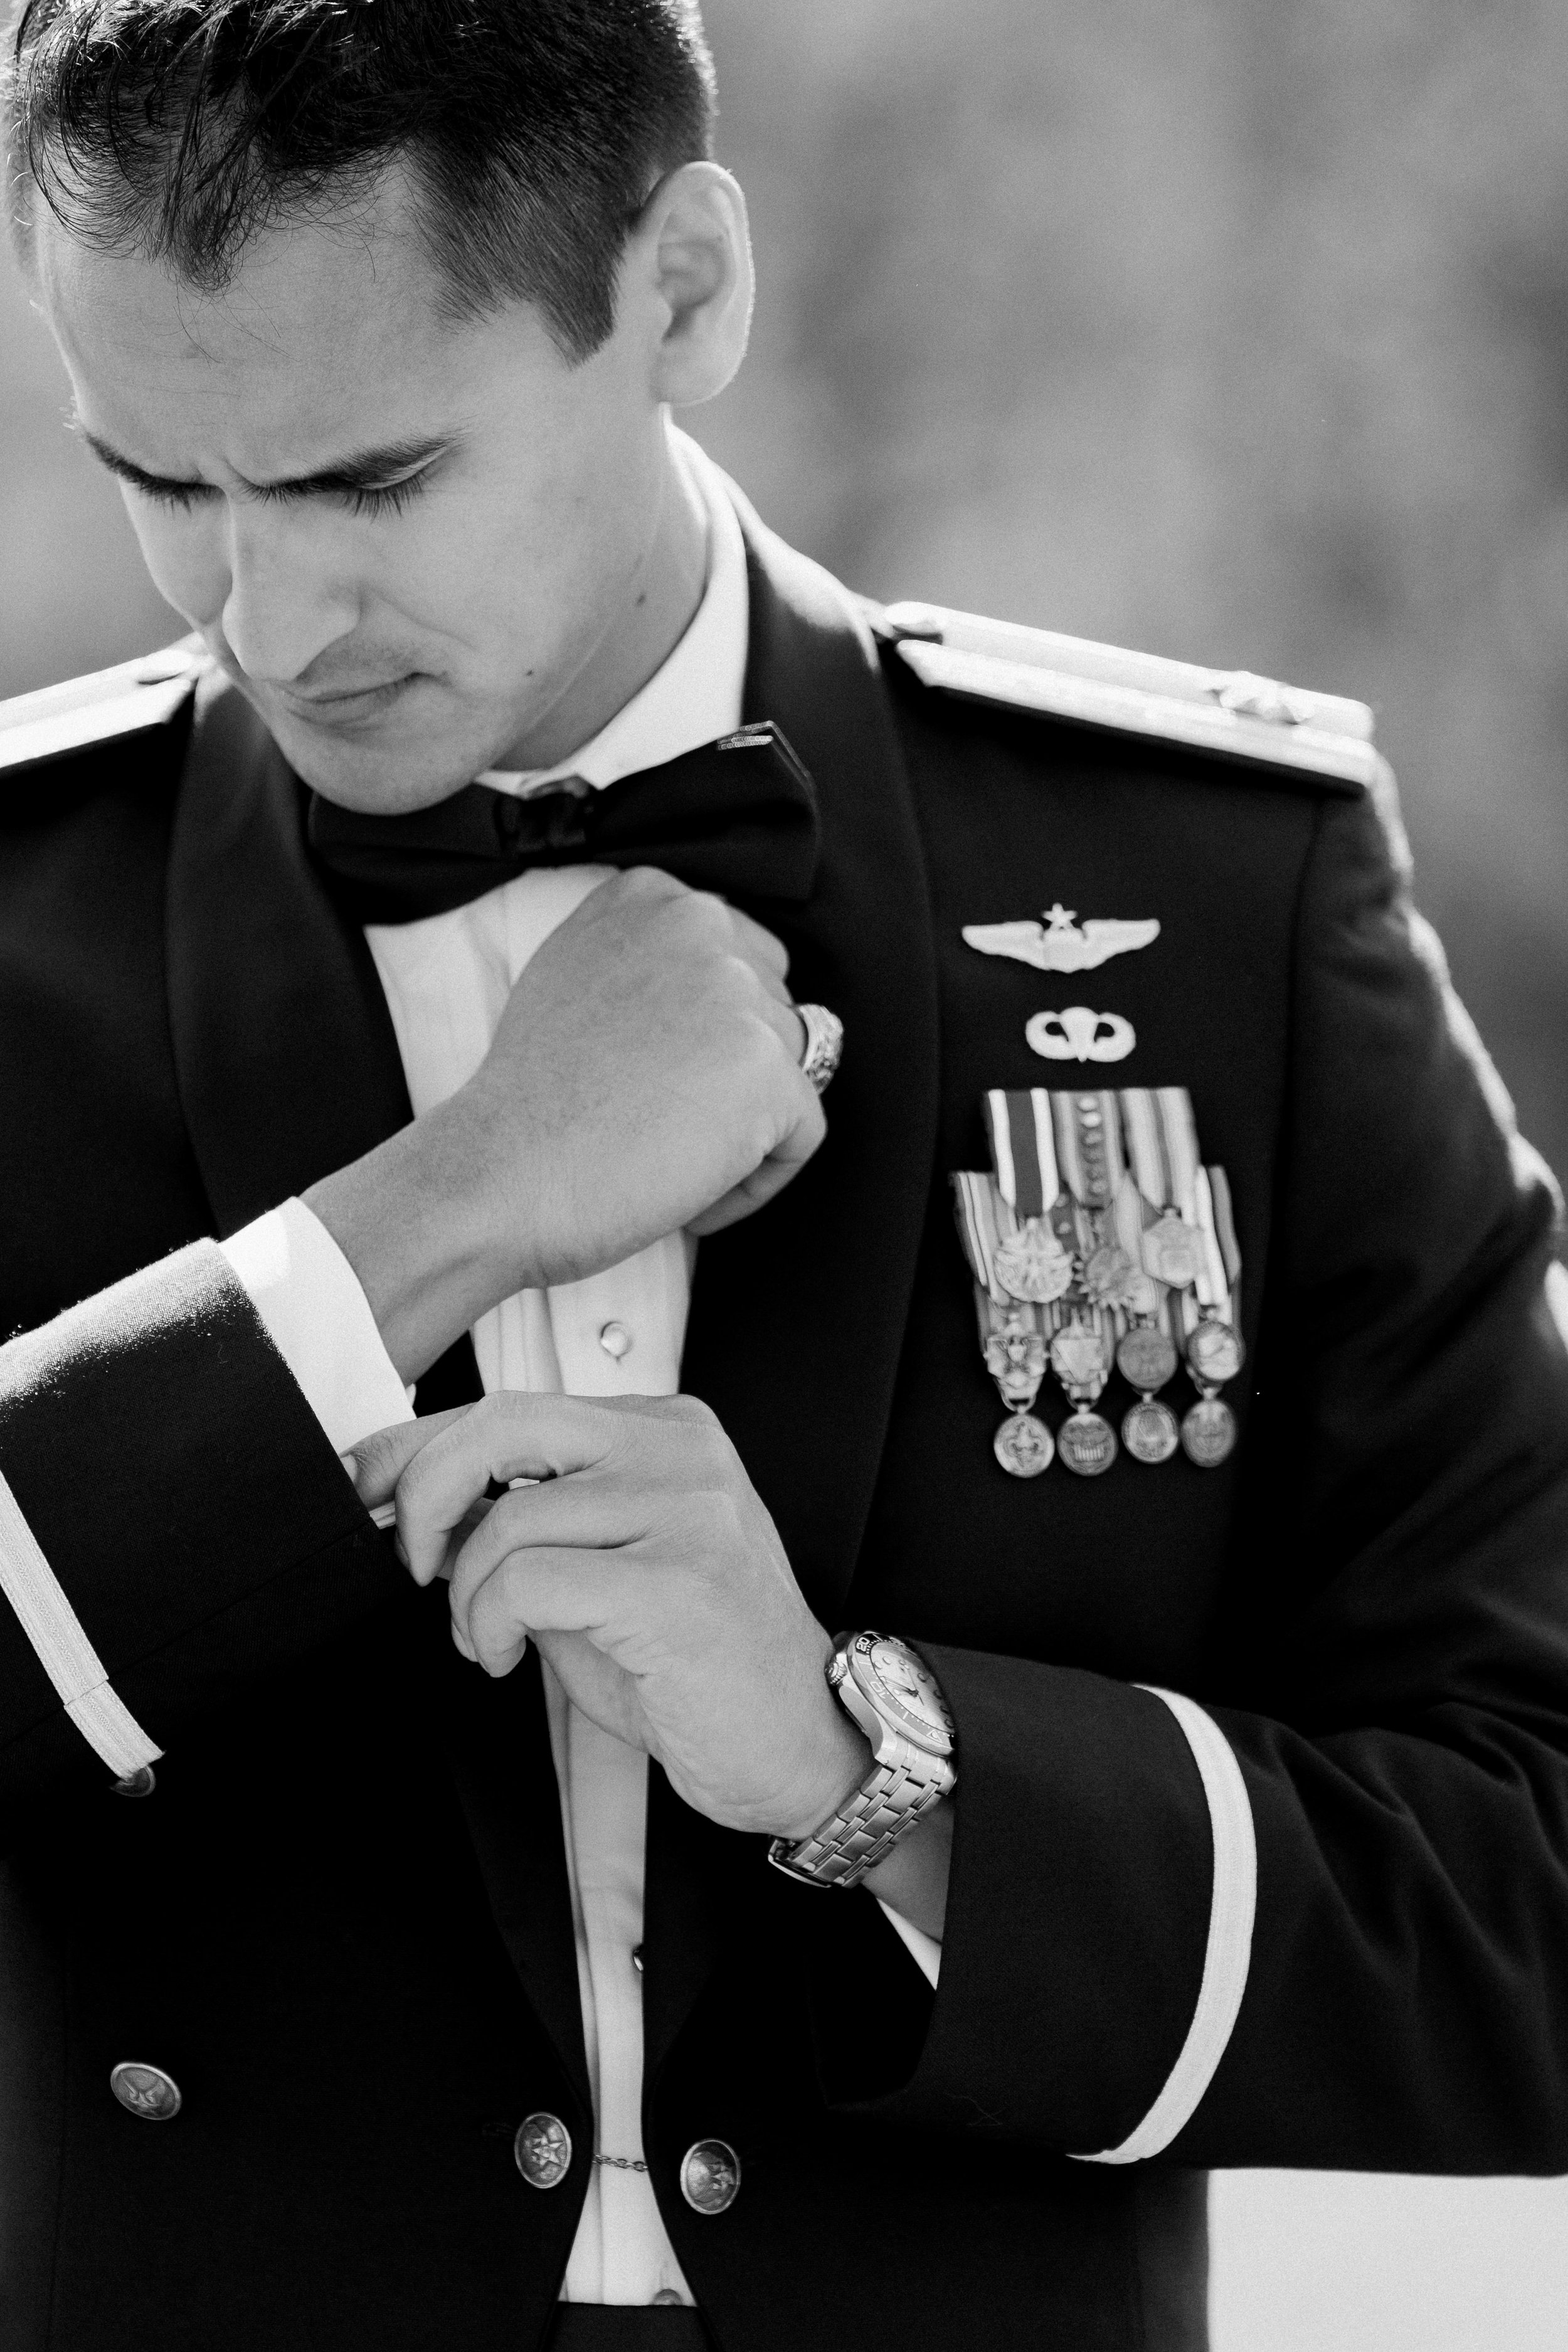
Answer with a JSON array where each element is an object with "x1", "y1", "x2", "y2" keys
[{"x1": 629, "y1": 161, "x2": 754, "y2": 408}]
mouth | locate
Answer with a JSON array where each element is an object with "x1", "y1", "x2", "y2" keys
[{"x1": 272, "y1": 674, "x2": 423, "y2": 727}]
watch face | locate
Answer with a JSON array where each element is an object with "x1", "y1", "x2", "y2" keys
[{"x1": 854, "y1": 1635, "x2": 955, "y2": 1756}]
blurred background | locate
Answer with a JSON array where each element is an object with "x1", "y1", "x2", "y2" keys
[{"x1": 4, "y1": 1, "x2": 1568, "y2": 2340}]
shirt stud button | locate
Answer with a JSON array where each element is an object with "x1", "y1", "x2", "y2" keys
[
  {"x1": 631, "y1": 1944, "x2": 645, "y2": 1974},
  {"x1": 651, "y1": 2291, "x2": 687, "y2": 2306},
  {"x1": 598, "y1": 1321, "x2": 632, "y2": 1362},
  {"x1": 680, "y1": 2137, "x2": 741, "y2": 2215},
  {"x1": 514, "y1": 2112, "x2": 573, "y2": 2189},
  {"x1": 110, "y1": 2062, "x2": 181, "y2": 2121}
]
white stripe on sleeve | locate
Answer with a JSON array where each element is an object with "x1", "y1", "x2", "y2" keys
[
  {"x1": 0, "y1": 1469, "x2": 161, "y2": 1779},
  {"x1": 1072, "y1": 1685, "x2": 1256, "y2": 2165}
]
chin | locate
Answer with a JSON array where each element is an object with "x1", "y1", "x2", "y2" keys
[{"x1": 272, "y1": 707, "x2": 488, "y2": 815}]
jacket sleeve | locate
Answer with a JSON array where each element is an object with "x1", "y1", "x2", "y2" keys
[
  {"x1": 872, "y1": 762, "x2": 1568, "y2": 2175},
  {"x1": 0, "y1": 1240, "x2": 400, "y2": 1839}
]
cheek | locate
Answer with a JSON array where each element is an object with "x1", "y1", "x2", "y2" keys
[{"x1": 121, "y1": 490, "x2": 230, "y2": 624}]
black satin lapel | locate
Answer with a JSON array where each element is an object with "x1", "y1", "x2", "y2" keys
[
  {"x1": 647, "y1": 509, "x2": 939, "y2": 2087},
  {"x1": 441, "y1": 1645, "x2": 591, "y2": 2110},
  {"x1": 165, "y1": 673, "x2": 413, "y2": 1230},
  {"x1": 681, "y1": 506, "x2": 941, "y2": 1624}
]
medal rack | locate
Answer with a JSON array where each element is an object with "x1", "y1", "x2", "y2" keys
[{"x1": 953, "y1": 1086, "x2": 1244, "y2": 1480}]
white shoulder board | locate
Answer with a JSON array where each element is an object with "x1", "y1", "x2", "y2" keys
[
  {"x1": 882, "y1": 601, "x2": 1377, "y2": 793},
  {"x1": 0, "y1": 637, "x2": 211, "y2": 777}
]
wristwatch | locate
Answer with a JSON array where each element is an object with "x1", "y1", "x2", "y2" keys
[{"x1": 768, "y1": 1631, "x2": 956, "y2": 1888}]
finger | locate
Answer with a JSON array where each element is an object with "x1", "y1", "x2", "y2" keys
[
  {"x1": 395, "y1": 1392, "x2": 627, "y2": 1586},
  {"x1": 443, "y1": 1476, "x2": 658, "y2": 1631},
  {"x1": 462, "y1": 1545, "x2": 626, "y2": 1679},
  {"x1": 754, "y1": 990, "x2": 808, "y2": 1062},
  {"x1": 344, "y1": 1407, "x2": 474, "y2": 1509},
  {"x1": 724, "y1": 906, "x2": 791, "y2": 984}
]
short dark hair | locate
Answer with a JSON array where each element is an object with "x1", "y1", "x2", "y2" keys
[{"x1": 3, "y1": 0, "x2": 717, "y2": 359}]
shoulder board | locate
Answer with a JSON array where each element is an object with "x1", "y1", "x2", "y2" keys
[
  {"x1": 876, "y1": 600, "x2": 1377, "y2": 795},
  {"x1": 0, "y1": 636, "x2": 212, "y2": 778}
]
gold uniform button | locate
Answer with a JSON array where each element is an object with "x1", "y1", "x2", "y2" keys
[
  {"x1": 110, "y1": 2062, "x2": 181, "y2": 2121},
  {"x1": 679, "y1": 2137, "x2": 741, "y2": 2215},
  {"x1": 514, "y1": 2112, "x2": 573, "y2": 2189}
]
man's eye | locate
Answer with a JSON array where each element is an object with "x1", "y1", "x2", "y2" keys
[
  {"x1": 139, "y1": 481, "x2": 213, "y2": 513},
  {"x1": 344, "y1": 475, "x2": 428, "y2": 519}
]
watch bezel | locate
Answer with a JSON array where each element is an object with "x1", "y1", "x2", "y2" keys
[{"x1": 840, "y1": 1632, "x2": 955, "y2": 1759}]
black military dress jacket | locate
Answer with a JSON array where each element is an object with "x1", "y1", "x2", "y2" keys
[{"x1": 3, "y1": 499, "x2": 1568, "y2": 2352}]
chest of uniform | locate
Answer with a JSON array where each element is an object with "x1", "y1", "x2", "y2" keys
[{"x1": 856, "y1": 721, "x2": 1317, "y2": 1685}]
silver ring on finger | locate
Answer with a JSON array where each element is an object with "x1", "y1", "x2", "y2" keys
[{"x1": 795, "y1": 1002, "x2": 844, "y2": 1094}]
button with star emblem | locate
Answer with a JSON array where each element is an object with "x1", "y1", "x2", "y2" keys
[
  {"x1": 514, "y1": 2112, "x2": 573, "y2": 2189},
  {"x1": 679, "y1": 2137, "x2": 741, "y2": 2215},
  {"x1": 109, "y1": 2061, "x2": 181, "y2": 2121}
]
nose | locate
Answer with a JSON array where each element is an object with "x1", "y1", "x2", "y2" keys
[{"x1": 220, "y1": 505, "x2": 359, "y2": 684}]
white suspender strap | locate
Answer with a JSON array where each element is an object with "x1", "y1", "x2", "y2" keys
[
  {"x1": 1073, "y1": 1685, "x2": 1256, "y2": 2164},
  {"x1": 0, "y1": 1470, "x2": 161, "y2": 1779}
]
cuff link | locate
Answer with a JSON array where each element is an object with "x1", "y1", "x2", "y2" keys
[{"x1": 795, "y1": 1002, "x2": 843, "y2": 1094}]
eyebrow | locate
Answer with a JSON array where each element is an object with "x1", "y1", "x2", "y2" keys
[{"x1": 76, "y1": 426, "x2": 452, "y2": 504}]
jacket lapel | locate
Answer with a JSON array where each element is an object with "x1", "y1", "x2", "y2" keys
[
  {"x1": 162, "y1": 677, "x2": 594, "y2": 2079},
  {"x1": 681, "y1": 502, "x2": 940, "y2": 1621},
  {"x1": 164, "y1": 671, "x2": 413, "y2": 1231},
  {"x1": 646, "y1": 503, "x2": 940, "y2": 2087}
]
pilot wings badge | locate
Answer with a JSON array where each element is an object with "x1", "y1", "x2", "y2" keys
[{"x1": 963, "y1": 902, "x2": 1160, "y2": 973}]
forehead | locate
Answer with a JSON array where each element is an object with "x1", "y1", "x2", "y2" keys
[{"x1": 34, "y1": 167, "x2": 521, "y2": 463}]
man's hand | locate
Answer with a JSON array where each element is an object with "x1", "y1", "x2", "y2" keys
[
  {"x1": 305, "y1": 869, "x2": 825, "y2": 1379},
  {"x1": 350, "y1": 1391, "x2": 870, "y2": 1841}
]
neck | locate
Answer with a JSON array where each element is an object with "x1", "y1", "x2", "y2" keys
[{"x1": 492, "y1": 428, "x2": 710, "y2": 771}]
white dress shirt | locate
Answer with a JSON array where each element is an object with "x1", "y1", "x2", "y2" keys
[{"x1": 220, "y1": 427, "x2": 938, "y2": 2306}]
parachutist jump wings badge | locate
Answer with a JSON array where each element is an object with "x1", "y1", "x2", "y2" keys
[{"x1": 963, "y1": 902, "x2": 1160, "y2": 973}]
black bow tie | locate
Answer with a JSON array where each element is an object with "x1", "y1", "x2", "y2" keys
[{"x1": 306, "y1": 722, "x2": 820, "y2": 923}]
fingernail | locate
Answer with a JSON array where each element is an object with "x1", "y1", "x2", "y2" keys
[{"x1": 338, "y1": 1451, "x2": 358, "y2": 1483}]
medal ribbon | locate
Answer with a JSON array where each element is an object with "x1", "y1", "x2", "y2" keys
[
  {"x1": 1120, "y1": 1086, "x2": 1200, "y2": 1219},
  {"x1": 982, "y1": 1090, "x2": 1062, "y2": 1218}
]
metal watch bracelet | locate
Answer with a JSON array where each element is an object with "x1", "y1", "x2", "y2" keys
[{"x1": 767, "y1": 1752, "x2": 946, "y2": 1889}]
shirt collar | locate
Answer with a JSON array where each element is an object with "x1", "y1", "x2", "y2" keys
[{"x1": 475, "y1": 426, "x2": 749, "y2": 800}]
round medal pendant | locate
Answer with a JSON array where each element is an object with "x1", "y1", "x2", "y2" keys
[
  {"x1": 1186, "y1": 1318, "x2": 1245, "y2": 1387},
  {"x1": 1180, "y1": 1396, "x2": 1237, "y2": 1468},
  {"x1": 1049, "y1": 1318, "x2": 1110, "y2": 1392},
  {"x1": 1141, "y1": 1212, "x2": 1206, "y2": 1290},
  {"x1": 1057, "y1": 1408, "x2": 1118, "y2": 1477},
  {"x1": 1115, "y1": 1322, "x2": 1179, "y2": 1394},
  {"x1": 993, "y1": 1222, "x2": 1074, "y2": 1305},
  {"x1": 993, "y1": 1411, "x2": 1055, "y2": 1478},
  {"x1": 1122, "y1": 1397, "x2": 1180, "y2": 1465}
]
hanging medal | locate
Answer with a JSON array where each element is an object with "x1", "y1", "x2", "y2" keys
[
  {"x1": 952, "y1": 1168, "x2": 1056, "y2": 1476},
  {"x1": 1041, "y1": 1091, "x2": 1125, "y2": 1475},
  {"x1": 1107, "y1": 1165, "x2": 1182, "y2": 1461},
  {"x1": 1177, "y1": 1164, "x2": 1245, "y2": 1466},
  {"x1": 980, "y1": 1090, "x2": 1075, "y2": 1305},
  {"x1": 1121, "y1": 1086, "x2": 1210, "y2": 1290}
]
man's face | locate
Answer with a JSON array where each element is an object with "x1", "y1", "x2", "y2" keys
[{"x1": 34, "y1": 167, "x2": 675, "y2": 810}]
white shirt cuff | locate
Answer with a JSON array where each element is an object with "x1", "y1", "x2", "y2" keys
[
  {"x1": 220, "y1": 1199, "x2": 415, "y2": 1458},
  {"x1": 876, "y1": 1896, "x2": 941, "y2": 1988}
]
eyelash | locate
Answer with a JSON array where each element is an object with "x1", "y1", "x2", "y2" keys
[{"x1": 138, "y1": 475, "x2": 429, "y2": 519}]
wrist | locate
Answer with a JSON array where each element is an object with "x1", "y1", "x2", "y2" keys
[
  {"x1": 303, "y1": 1100, "x2": 521, "y2": 1382},
  {"x1": 770, "y1": 1687, "x2": 872, "y2": 1842}
]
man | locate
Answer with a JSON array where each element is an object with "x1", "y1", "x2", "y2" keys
[{"x1": 2, "y1": 4, "x2": 1567, "y2": 2348}]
